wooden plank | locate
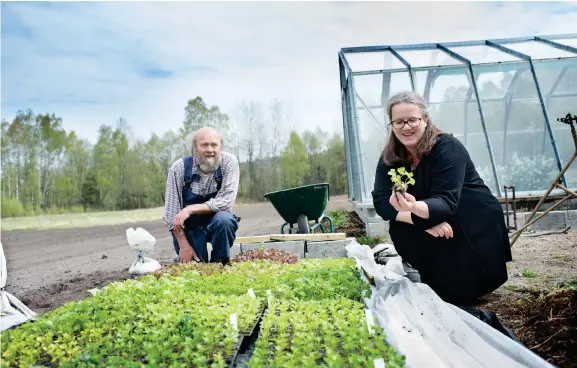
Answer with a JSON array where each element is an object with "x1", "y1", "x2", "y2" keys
[
  {"x1": 268, "y1": 233, "x2": 347, "y2": 242},
  {"x1": 233, "y1": 235, "x2": 271, "y2": 244},
  {"x1": 361, "y1": 265, "x2": 376, "y2": 286}
]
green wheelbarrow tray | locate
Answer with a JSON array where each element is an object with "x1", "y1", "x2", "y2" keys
[{"x1": 264, "y1": 183, "x2": 335, "y2": 234}]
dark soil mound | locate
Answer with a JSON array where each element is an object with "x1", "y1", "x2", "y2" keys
[
  {"x1": 477, "y1": 284, "x2": 576, "y2": 367},
  {"x1": 334, "y1": 211, "x2": 366, "y2": 237}
]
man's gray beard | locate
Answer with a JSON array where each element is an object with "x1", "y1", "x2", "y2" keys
[{"x1": 194, "y1": 152, "x2": 221, "y2": 174}]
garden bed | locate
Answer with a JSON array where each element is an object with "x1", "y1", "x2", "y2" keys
[
  {"x1": 1, "y1": 258, "x2": 405, "y2": 367},
  {"x1": 250, "y1": 298, "x2": 404, "y2": 367}
]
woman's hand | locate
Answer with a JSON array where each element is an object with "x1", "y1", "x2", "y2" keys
[
  {"x1": 389, "y1": 191, "x2": 417, "y2": 212},
  {"x1": 425, "y1": 222, "x2": 454, "y2": 239}
]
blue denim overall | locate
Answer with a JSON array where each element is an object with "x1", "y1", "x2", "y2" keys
[{"x1": 171, "y1": 155, "x2": 238, "y2": 263}]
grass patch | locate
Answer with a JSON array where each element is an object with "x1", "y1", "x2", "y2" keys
[
  {"x1": 558, "y1": 278, "x2": 577, "y2": 291},
  {"x1": 327, "y1": 208, "x2": 349, "y2": 228},
  {"x1": 356, "y1": 235, "x2": 386, "y2": 248},
  {"x1": 552, "y1": 255, "x2": 573, "y2": 262},
  {"x1": 521, "y1": 269, "x2": 538, "y2": 278},
  {"x1": 1, "y1": 207, "x2": 164, "y2": 231}
]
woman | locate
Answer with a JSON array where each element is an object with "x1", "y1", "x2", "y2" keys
[{"x1": 372, "y1": 90, "x2": 512, "y2": 306}]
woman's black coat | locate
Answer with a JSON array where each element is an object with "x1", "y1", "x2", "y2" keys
[{"x1": 372, "y1": 133, "x2": 512, "y2": 305}]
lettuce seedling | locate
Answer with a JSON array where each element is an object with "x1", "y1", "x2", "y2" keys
[{"x1": 388, "y1": 167, "x2": 415, "y2": 194}]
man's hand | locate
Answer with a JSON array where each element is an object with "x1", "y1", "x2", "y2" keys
[
  {"x1": 390, "y1": 192, "x2": 417, "y2": 212},
  {"x1": 172, "y1": 227, "x2": 201, "y2": 263},
  {"x1": 173, "y1": 207, "x2": 192, "y2": 231},
  {"x1": 178, "y1": 245, "x2": 197, "y2": 263},
  {"x1": 425, "y1": 222, "x2": 454, "y2": 239}
]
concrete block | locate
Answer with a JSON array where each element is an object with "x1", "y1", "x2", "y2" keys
[
  {"x1": 526, "y1": 211, "x2": 567, "y2": 231},
  {"x1": 206, "y1": 244, "x2": 241, "y2": 261},
  {"x1": 566, "y1": 210, "x2": 577, "y2": 228},
  {"x1": 306, "y1": 238, "x2": 354, "y2": 259},
  {"x1": 230, "y1": 245, "x2": 241, "y2": 258},
  {"x1": 239, "y1": 241, "x2": 305, "y2": 258},
  {"x1": 504, "y1": 213, "x2": 526, "y2": 230},
  {"x1": 365, "y1": 221, "x2": 389, "y2": 237}
]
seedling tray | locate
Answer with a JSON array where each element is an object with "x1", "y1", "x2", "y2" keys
[
  {"x1": 224, "y1": 335, "x2": 245, "y2": 368},
  {"x1": 240, "y1": 305, "x2": 267, "y2": 336}
]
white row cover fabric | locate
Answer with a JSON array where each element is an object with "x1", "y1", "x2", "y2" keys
[
  {"x1": 126, "y1": 227, "x2": 161, "y2": 275},
  {"x1": 1, "y1": 242, "x2": 37, "y2": 332},
  {"x1": 346, "y1": 240, "x2": 555, "y2": 368}
]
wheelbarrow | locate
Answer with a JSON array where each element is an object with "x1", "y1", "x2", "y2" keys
[{"x1": 264, "y1": 183, "x2": 335, "y2": 234}]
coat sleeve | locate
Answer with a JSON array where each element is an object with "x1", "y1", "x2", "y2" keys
[
  {"x1": 372, "y1": 157, "x2": 399, "y2": 221},
  {"x1": 411, "y1": 136, "x2": 467, "y2": 229}
]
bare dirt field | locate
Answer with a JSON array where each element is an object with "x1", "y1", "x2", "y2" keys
[{"x1": 2, "y1": 197, "x2": 576, "y2": 366}]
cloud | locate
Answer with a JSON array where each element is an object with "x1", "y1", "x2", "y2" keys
[{"x1": 1, "y1": 1, "x2": 576, "y2": 144}]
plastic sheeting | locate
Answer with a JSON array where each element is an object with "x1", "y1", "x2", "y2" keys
[
  {"x1": 346, "y1": 240, "x2": 555, "y2": 368},
  {"x1": 0, "y1": 242, "x2": 37, "y2": 332},
  {"x1": 126, "y1": 227, "x2": 161, "y2": 275}
]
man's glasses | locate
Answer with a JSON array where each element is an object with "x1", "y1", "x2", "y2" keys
[{"x1": 390, "y1": 117, "x2": 422, "y2": 129}]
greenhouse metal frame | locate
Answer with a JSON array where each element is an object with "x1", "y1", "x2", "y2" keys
[{"x1": 339, "y1": 34, "x2": 577, "y2": 207}]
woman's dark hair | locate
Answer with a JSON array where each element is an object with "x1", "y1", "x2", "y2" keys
[{"x1": 382, "y1": 91, "x2": 443, "y2": 166}]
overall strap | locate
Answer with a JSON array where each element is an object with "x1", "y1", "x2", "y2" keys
[
  {"x1": 215, "y1": 166, "x2": 223, "y2": 191},
  {"x1": 182, "y1": 156, "x2": 194, "y2": 187}
]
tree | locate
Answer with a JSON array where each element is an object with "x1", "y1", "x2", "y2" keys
[
  {"x1": 236, "y1": 101, "x2": 264, "y2": 200},
  {"x1": 180, "y1": 97, "x2": 230, "y2": 139},
  {"x1": 281, "y1": 132, "x2": 310, "y2": 187}
]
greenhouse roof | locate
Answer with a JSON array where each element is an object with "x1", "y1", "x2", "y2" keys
[{"x1": 340, "y1": 34, "x2": 577, "y2": 74}]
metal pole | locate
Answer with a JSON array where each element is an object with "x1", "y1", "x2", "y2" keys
[
  {"x1": 348, "y1": 75, "x2": 368, "y2": 202},
  {"x1": 339, "y1": 54, "x2": 355, "y2": 201},
  {"x1": 422, "y1": 69, "x2": 437, "y2": 104},
  {"x1": 534, "y1": 37, "x2": 577, "y2": 54},
  {"x1": 389, "y1": 47, "x2": 416, "y2": 91},
  {"x1": 463, "y1": 86, "x2": 473, "y2": 148}
]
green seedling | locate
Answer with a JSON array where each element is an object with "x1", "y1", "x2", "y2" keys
[{"x1": 388, "y1": 167, "x2": 415, "y2": 194}]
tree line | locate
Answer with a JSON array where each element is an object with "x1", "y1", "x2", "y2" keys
[{"x1": 1, "y1": 97, "x2": 348, "y2": 218}]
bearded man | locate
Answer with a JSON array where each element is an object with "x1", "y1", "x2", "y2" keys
[{"x1": 163, "y1": 127, "x2": 240, "y2": 265}]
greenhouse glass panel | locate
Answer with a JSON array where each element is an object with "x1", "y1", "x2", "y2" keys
[
  {"x1": 353, "y1": 72, "x2": 413, "y2": 198},
  {"x1": 552, "y1": 37, "x2": 577, "y2": 49},
  {"x1": 395, "y1": 48, "x2": 463, "y2": 68},
  {"x1": 466, "y1": 62, "x2": 561, "y2": 195},
  {"x1": 345, "y1": 51, "x2": 407, "y2": 72},
  {"x1": 502, "y1": 40, "x2": 577, "y2": 60},
  {"x1": 413, "y1": 67, "x2": 503, "y2": 193},
  {"x1": 446, "y1": 44, "x2": 521, "y2": 64},
  {"x1": 413, "y1": 67, "x2": 470, "y2": 102},
  {"x1": 535, "y1": 60, "x2": 577, "y2": 188}
]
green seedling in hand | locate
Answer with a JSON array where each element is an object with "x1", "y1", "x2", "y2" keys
[{"x1": 388, "y1": 167, "x2": 415, "y2": 195}]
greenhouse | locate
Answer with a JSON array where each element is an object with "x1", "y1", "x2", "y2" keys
[{"x1": 338, "y1": 34, "x2": 577, "y2": 215}]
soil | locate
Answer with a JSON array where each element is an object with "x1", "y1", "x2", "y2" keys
[
  {"x1": 334, "y1": 210, "x2": 366, "y2": 238},
  {"x1": 2, "y1": 196, "x2": 576, "y2": 366}
]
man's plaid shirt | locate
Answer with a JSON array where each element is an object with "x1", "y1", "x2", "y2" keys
[{"x1": 162, "y1": 152, "x2": 240, "y2": 231}]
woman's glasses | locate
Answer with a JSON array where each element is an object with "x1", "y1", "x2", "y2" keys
[{"x1": 390, "y1": 117, "x2": 422, "y2": 129}]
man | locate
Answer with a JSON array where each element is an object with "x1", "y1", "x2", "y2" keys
[{"x1": 163, "y1": 126, "x2": 240, "y2": 265}]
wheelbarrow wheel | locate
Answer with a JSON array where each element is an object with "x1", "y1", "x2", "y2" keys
[{"x1": 297, "y1": 214, "x2": 310, "y2": 234}]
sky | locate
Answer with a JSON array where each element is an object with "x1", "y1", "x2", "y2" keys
[{"x1": 2, "y1": 1, "x2": 577, "y2": 145}]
